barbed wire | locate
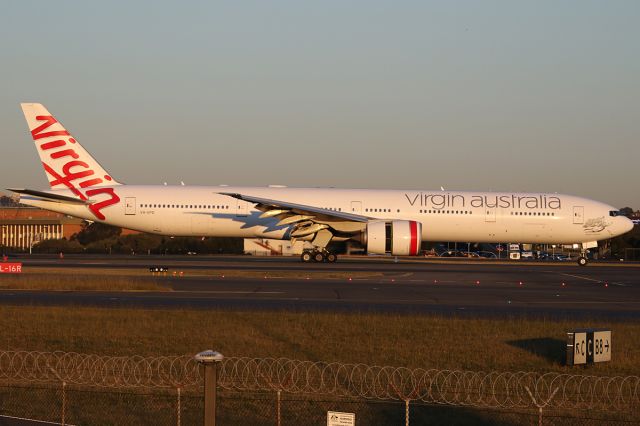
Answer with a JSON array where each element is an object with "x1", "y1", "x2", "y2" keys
[
  {"x1": 0, "y1": 351, "x2": 199, "y2": 388},
  {"x1": 0, "y1": 351, "x2": 637, "y2": 412},
  {"x1": 219, "y1": 358, "x2": 640, "y2": 412}
]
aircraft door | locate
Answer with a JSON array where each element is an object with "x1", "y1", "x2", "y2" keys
[
  {"x1": 573, "y1": 206, "x2": 584, "y2": 224},
  {"x1": 235, "y1": 199, "x2": 248, "y2": 217},
  {"x1": 125, "y1": 197, "x2": 136, "y2": 215},
  {"x1": 485, "y1": 208, "x2": 496, "y2": 222},
  {"x1": 351, "y1": 201, "x2": 362, "y2": 215}
]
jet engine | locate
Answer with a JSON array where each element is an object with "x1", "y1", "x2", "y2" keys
[{"x1": 365, "y1": 220, "x2": 422, "y2": 256}]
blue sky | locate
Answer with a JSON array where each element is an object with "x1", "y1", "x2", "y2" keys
[{"x1": 1, "y1": 1, "x2": 638, "y2": 208}]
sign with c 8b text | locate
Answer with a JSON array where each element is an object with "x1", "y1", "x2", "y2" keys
[{"x1": 566, "y1": 329, "x2": 611, "y2": 365}]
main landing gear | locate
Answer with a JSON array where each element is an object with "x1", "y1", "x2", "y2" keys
[
  {"x1": 577, "y1": 256, "x2": 589, "y2": 267},
  {"x1": 301, "y1": 249, "x2": 337, "y2": 263}
]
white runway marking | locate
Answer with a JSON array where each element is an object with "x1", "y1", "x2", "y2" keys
[
  {"x1": 559, "y1": 273, "x2": 629, "y2": 287},
  {"x1": 202, "y1": 291, "x2": 284, "y2": 294},
  {"x1": 522, "y1": 301, "x2": 639, "y2": 304},
  {"x1": 165, "y1": 290, "x2": 286, "y2": 296}
]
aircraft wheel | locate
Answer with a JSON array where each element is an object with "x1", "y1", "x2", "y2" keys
[
  {"x1": 577, "y1": 256, "x2": 588, "y2": 267},
  {"x1": 326, "y1": 252, "x2": 337, "y2": 263},
  {"x1": 313, "y1": 251, "x2": 325, "y2": 263},
  {"x1": 301, "y1": 251, "x2": 313, "y2": 263}
]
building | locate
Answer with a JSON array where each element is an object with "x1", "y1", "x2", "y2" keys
[{"x1": 0, "y1": 207, "x2": 84, "y2": 250}]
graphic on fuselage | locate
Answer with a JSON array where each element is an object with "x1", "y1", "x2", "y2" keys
[
  {"x1": 404, "y1": 192, "x2": 562, "y2": 210},
  {"x1": 31, "y1": 115, "x2": 120, "y2": 220}
]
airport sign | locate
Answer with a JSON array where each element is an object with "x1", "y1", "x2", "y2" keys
[
  {"x1": 593, "y1": 330, "x2": 612, "y2": 363},
  {"x1": 0, "y1": 263, "x2": 22, "y2": 274},
  {"x1": 327, "y1": 411, "x2": 355, "y2": 426},
  {"x1": 566, "y1": 329, "x2": 611, "y2": 365}
]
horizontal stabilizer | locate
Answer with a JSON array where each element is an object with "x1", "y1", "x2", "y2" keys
[{"x1": 7, "y1": 188, "x2": 91, "y2": 205}]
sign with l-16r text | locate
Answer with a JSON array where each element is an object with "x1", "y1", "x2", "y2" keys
[
  {"x1": 327, "y1": 411, "x2": 355, "y2": 426},
  {"x1": 0, "y1": 263, "x2": 22, "y2": 274},
  {"x1": 566, "y1": 329, "x2": 611, "y2": 365}
]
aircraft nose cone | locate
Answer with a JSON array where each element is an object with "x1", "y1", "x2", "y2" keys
[{"x1": 622, "y1": 217, "x2": 634, "y2": 234}]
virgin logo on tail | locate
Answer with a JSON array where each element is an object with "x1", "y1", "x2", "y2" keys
[{"x1": 32, "y1": 115, "x2": 120, "y2": 220}]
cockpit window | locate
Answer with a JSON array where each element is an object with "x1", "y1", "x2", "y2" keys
[{"x1": 609, "y1": 210, "x2": 622, "y2": 217}]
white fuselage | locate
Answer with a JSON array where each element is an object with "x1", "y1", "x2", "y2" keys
[{"x1": 19, "y1": 185, "x2": 633, "y2": 245}]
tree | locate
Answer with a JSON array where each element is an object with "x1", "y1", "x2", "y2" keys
[
  {"x1": 33, "y1": 238, "x2": 84, "y2": 254},
  {"x1": 73, "y1": 222, "x2": 121, "y2": 245},
  {"x1": 619, "y1": 207, "x2": 634, "y2": 218},
  {"x1": 0, "y1": 196, "x2": 20, "y2": 207}
]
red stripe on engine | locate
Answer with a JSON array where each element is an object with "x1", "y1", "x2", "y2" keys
[{"x1": 409, "y1": 221, "x2": 418, "y2": 255}]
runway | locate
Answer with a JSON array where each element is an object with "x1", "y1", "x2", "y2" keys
[{"x1": 3, "y1": 255, "x2": 640, "y2": 319}]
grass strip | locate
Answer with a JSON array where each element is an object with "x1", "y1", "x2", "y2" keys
[
  {"x1": 0, "y1": 306, "x2": 637, "y2": 375},
  {"x1": 0, "y1": 274, "x2": 168, "y2": 291}
]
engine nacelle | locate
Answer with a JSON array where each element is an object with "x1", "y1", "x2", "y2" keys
[{"x1": 366, "y1": 220, "x2": 422, "y2": 256}]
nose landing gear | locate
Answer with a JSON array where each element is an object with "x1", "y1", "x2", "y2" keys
[{"x1": 576, "y1": 242, "x2": 597, "y2": 266}]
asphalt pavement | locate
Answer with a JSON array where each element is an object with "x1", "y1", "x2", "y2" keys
[{"x1": 2, "y1": 255, "x2": 639, "y2": 319}]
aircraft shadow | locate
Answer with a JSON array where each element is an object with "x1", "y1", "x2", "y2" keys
[{"x1": 188, "y1": 210, "x2": 287, "y2": 233}]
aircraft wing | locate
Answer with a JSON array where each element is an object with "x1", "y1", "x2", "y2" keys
[
  {"x1": 7, "y1": 188, "x2": 91, "y2": 205},
  {"x1": 219, "y1": 192, "x2": 371, "y2": 223}
]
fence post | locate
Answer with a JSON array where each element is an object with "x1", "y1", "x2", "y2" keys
[
  {"x1": 177, "y1": 387, "x2": 181, "y2": 426},
  {"x1": 48, "y1": 366, "x2": 66, "y2": 426},
  {"x1": 61, "y1": 381, "x2": 66, "y2": 426},
  {"x1": 195, "y1": 350, "x2": 224, "y2": 426},
  {"x1": 276, "y1": 390, "x2": 281, "y2": 426},
  {"x1": 405, "y1": 399, "x2": 410, "y2": 426},
  {"x1": 525, "y1": 386, "x2": 560, "y2": 426}
]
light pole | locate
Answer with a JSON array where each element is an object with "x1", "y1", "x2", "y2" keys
[
  {"x1": 29, "y1": 233, "x2": 43, "y2": 255},
  {"x1": 195, "y1": 350, "x2": 224, "y2": 426}
]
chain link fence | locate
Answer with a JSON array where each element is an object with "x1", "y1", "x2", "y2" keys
[{"x1": 0, "y1": 350, "x2": 637, "y2": 425}]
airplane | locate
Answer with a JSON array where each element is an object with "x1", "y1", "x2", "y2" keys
[{"x1": 7, "y1": 103, "x2": 634, "y2": 266}]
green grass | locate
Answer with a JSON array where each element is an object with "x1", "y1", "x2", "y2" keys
[
  {"x1": 0, "y1": 267, "x2": 379, "y2": 290},
  {"x1": 0, "y1": 306, "x2": 637, "y2": 375},
  {"x1": 0, "y1": 274, "x2": 168, "y2": 291}
]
